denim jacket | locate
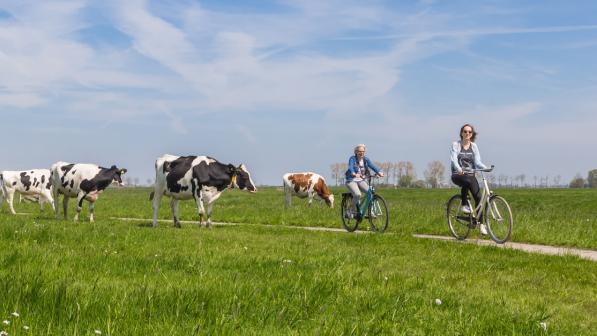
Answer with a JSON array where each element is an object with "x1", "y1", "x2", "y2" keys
[
  {"x1": 345, "y1": 156, "x2": 382, "y2": 183},
  {"x1": 450, "y1": 141, "x2": 487, "y2": 174}
]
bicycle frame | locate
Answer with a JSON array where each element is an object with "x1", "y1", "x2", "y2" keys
[
  {"x1": 354, "y1": 177, "x2": 376, "y2": 217},
  {"x1": 466, "y1": 167, "x2": 504, "y2": 223}
]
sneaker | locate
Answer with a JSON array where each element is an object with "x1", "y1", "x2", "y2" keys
[
  {"x1": 479, "y1": 224, "x2": 488, "y2": 235},
  {"x1": 461, "y1": 205, "x2": 472, "y2": 214}
]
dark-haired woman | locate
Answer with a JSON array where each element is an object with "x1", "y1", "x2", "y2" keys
[{"x1": 450, "y1": 124, "x2": 488, "y2": 235}]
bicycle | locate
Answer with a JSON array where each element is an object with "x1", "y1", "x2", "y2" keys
[
  {"x1": 446, "y1": 166, "x2": 513, "y2": 244},
  {"x1": 340, "y1": 175, "x2": 389, "y2": 232}
]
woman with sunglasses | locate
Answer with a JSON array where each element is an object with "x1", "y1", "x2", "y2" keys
[
  {"x1": 450, "y1": 124, "x2": 489, "y2": 235},
  {"x1": 344, "y1": 144, "x2": 384, "y2": 218}
]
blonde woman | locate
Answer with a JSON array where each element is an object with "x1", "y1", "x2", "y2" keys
[{"x1": 344, "y1": 144, "x2": 384, "y2": 218}]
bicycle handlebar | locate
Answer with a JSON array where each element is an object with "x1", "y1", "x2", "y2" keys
[{"x1": 463, "y1": 165, "x2": 495, "y2": 173}]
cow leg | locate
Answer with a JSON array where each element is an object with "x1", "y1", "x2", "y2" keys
[
  {"x1": 193, "y1": 193, "x2": 205, "y2": 226},
  {"x1": 284, "y1": 185, "x2": 292, "y2": 208},
  {"x1": 6, "y1": 190, "x2": 17, "y2": 215},
  {"x1": 170, "y1": 198, "x2": 181, "y2": 228},
  {"x1": 151, "y1": 187, "x2": 163, "y2": 228},
  {"x1": 62, "y1": 196, "x2": 70, "y2": 220},
  {"x1": 53, "y1": 186, "x2": 60, "y2": 219},
  {"x1": 74, "y1": 192, "x2": 87, "y2": 222},
  {"x1": 0, "y1": 187, "x2": 4, "y2": 212},
  {"x1": 43, "y1": 190, "x2": 56, "y2": 212},
  {"x1": 204, "y1": 193, "x2": 222, "y2": 228},
  {"x1": 89, "y1": 202, "x2": 95, "y2": 222},
  {"x1": 307, "y1": 192, "x2": 314, "y2": 207}
]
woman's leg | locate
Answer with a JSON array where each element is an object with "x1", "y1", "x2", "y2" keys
[
  {"x1": 346, "y1": 181, "x2": 362, "y2": 210},
  {"x1": 451, "y1": 174, "x2": 471, "y2": 206}
]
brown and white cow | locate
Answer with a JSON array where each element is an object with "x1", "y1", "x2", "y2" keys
[
  {"x1": 0, "y1": 169, "x2": 54, "y2": 214},
  {"x1": 282, "y1": 172, "x2": 334, "y2": 208}
]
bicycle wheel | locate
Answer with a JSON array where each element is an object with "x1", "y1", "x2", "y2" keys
[
  {"x1": 368, "y1": 195, "x2": 389, "y2": 232},
  {"x1": 447, "y1": 195, "x2": 472, "y2": 240},
  {"x1": 485, "y1": 195, "x2": 513, "y2": 244},
  {"x1": 341, "y1": 193, "x2": 359, "y2": 232}
]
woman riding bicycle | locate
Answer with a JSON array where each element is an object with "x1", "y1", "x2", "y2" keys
[
  {"x1": 450, "y1": 124, "x2": 489, "y2": 235},
  {"x1": 345, "y1": 144, "x2": 384, "y2": 218}
]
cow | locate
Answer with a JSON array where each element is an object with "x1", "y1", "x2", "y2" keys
[
  {"x1": 0, "y1": 169, "x2": 54, "y2": 214},
  {"x1": 150, "y1": 154, "x2": 257, "y2": 228},
  {"x1": 50, "y1": 162, "x2": 127, "y2": 222},
  {"x1": 282, "y1": 172, "x2": 334, "y2": 208}
]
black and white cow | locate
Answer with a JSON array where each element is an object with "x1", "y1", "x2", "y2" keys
[
  {"x1": 0, "y1": 169, "x2": 54, "y2": 214},
  {"x1": 150, "y1": 154, "x2": 257, "y2": 228},
  {"x1": 51, "y1": 162, "x2": 127, "y2": 222}
]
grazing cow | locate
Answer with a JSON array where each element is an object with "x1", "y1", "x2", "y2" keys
[
  {"x1": 50, "y1": 162, "x2": 127, "y2": 222},
  {"x1": 0, "y1": 169, "x2": 54, "y2": 214},
  {"x1": 150, "y1": 154, "x2": 257, "y2": 228},
  {"x1": 283, "y1": 172, "x2": 334, "y2": 208}
]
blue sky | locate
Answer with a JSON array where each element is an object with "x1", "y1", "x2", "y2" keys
[{"x1": 1, "y1": 0, "x2": 596, "y2": 186}]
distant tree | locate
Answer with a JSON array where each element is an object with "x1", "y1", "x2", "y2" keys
[
  {"x1": 412, "y1": 180, "x2": 427, "y2": 188},
  {"x1": 520, "y1": 174, "x2": 526, "y2": 187},
  {"x1": 569, "y1": 174, "x2": 586, "y2": 188},
  {"x1": 397, "y1": 161, "x2": 416, "y2": 187},
  {"x1": 553, "y1": 175, "x2": 561, "y2": 187},
  {"x1": 330, "y1": 164, "x2": 340, "y2": 186},
  {"x1": 424, "y1": 161, "x2": 445, "y2": 188},
  {"x1": 533, "y1": 176, "x2": 537, "y2": 188},
  {"x1": 588, "y1": 169, "x2": 597, "y2": 188}
]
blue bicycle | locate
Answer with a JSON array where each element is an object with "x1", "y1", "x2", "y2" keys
[{"x1": 340, "y1": 175, "x2": 389, "y2": 232}]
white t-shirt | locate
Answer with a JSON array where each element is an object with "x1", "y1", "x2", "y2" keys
[{"x1": 353, "y1": 159, "x2": 366, "y2": 182}]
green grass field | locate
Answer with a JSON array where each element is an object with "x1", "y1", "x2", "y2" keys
[{"x1": 1, "y1": 187, "x2": 596, "y2": 335}]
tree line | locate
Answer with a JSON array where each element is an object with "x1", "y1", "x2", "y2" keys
[{"x1": 330, "y1": 163, "x2": 597, "y2": 189}]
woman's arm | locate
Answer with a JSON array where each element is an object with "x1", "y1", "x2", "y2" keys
[
  {"x1": 472, "y1": 143, "x2": 488, "y2": 169},
  {"x1": 450, "y1": 142, "x2": 462, "y2": 173}
]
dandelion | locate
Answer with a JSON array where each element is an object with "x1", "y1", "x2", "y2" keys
[
  {"x1": 10, "y1": 312, "x2": 19, "y2": 318},
  {"x1": 94, "y1": 330, "x2": 102, "y2": 335},
  {"x1": 2, "y1": 321, "x2": 9, "y2": 326},
  {"x1": 434, "y1": 298, "x2": 442, "y2": 305},
  {"x1": 539, "y1": 322, "x2": 547, "y2": 331},
  {"x1": 23, "y1": 326, "x2": 29, "y2": 331}
]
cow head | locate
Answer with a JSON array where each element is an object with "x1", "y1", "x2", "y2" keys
[
  {"x1": 232, "y1": 164, "x2": 257, "y2": 192},
  {"x1": 110, "y1": 166, "x2": 128, "y2": 186},
  {"x1": 324, "y1": 194, "x2": 335, "y2": 208}
]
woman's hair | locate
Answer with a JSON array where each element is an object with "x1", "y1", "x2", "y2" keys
[
  {"x1": 460, "y1": 124, "x2": 477, "y2": 142},
  {"x1": 354, "y1": 144, "x2": 366, "y2": 154}
]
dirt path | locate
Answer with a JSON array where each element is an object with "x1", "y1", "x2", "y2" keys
[
  {"x1": 113, "y1": 217, "x2": 597, "y2": 261},
  {"x1": 413, "y1": 234, "x2": 597, "y2": 261}
]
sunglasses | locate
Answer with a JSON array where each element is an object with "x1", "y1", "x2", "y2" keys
[{"x1": 462, "y1": 130, "x2": 473, "y2": 134}]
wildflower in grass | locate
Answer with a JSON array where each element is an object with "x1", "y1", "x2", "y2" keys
[
  {"x1": 539, "y1": 322, "x2": 547, "y2": 331},
  {"x1": 384, "y1": 276, "x2": 388, "y2": 281},
  {"x1": 0, "y1": 330, "x2": 7, "y2": 336},
  {"x1": 23, "y1": 326, "x2": 29, "y2": 330},
  {"x1": 282, "y1": 259, "x2": 292, "y2": 263},
  {"x1": 94, "y1": 329, "x2": 102, "y2": 334},
  {"x1": 1, "y1": 321, "x2": 8, "y2": 325},
  {"x1": 10, "y1": 312, "x2": 18, "y2": 318},
  {"x1": 243, "y1": 246, "x2": 248, "y2": 250},
  {"x1": 435, "y1": 298, "x2": 442, "y2": 305}
]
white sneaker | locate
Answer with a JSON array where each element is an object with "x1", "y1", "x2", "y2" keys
[
  {"x1": 461, "y1": 205, "x2": 472, "y2": 214},
  {"x1": 479, "y1": 224, "x2": 488, "y2": 235}
]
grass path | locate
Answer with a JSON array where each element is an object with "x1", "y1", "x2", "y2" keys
[{"x1": 113, "y1": 216, "x2": 597, "y2": 261}]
